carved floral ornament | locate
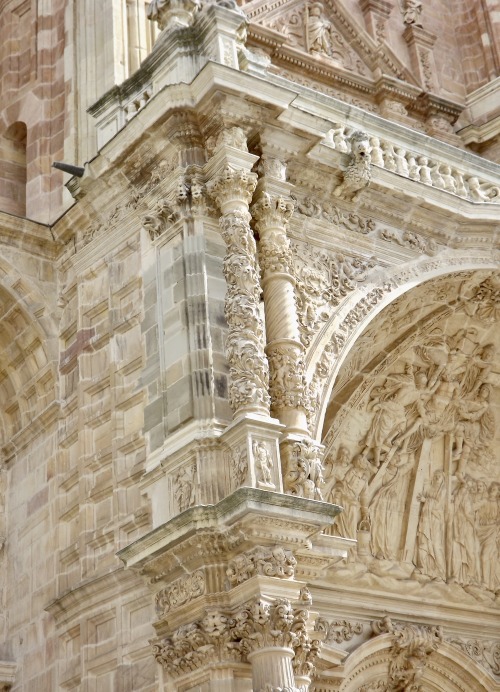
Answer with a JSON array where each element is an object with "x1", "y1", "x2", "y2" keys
[
  {"x1": 319, "y1": 270, "x2": 500, "y2": 606},
  {"x1": 151, "y1": 595, "x2": 321, "y2": 679}
]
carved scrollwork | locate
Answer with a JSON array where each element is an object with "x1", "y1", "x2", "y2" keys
[
  {"x1": 447, "y1": 637, "x2": 500, "y2": 677},
  {"x1": 226, "y1": 545, "x2": 297, "y2": 587},
  {"x1": 155, "y1": 571, "x2": 205, "y2": 617},
  {"x1": 314, "y1": 616, "x2": 364, "y2": 644},
  {"x1": 291, "y1": 242, "x2": 377, "y2": 347}
]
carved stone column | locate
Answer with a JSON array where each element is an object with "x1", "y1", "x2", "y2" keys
[
  {"x1": 253, "y1": 158, "x2": 308, "y2": 435},
  {"x1": 206, "y1": 129, "x2": 270, "y2": 418},
  {"x1": 253, "y1": 157, "x2": 325, "y2": 501}
]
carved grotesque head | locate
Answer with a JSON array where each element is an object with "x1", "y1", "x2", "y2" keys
[{"x1": 349, "y1": 131, "x2": 371, "y2": 160}]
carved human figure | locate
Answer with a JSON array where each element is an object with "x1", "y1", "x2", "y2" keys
[
  {"x1": 395, "y1": 369, "x2": 460, "y2": 447},
  {"x1": 415, "y1": 470, "x2": 446, "y2": 581},
  {"x1": 332, "y1": 454, "x2": 373, "y2": 539},
  {"x1": 306, "y1": 2, "x2": 332, "y2": 56},
  {"x1": 362, "y1": 367, "x2": 429, "y2": 467},
  {"x1": 253, "y1": 441, "x2": 273, "y2": 485},
  {"x1": 453, "y1": 384, "x2": 494, "y2": 475},
  {"x1": 450, "y1": 476, "x2": 480, "y2": 587},
  {"x1": 369, "y1": 453, "x2": 414, "y2": 561},
  {"x1": 460, "y1": 343, "x2": 495, "y2": 397},
  {"x1": 174, "y1": 464, "x2": 196, "y2": 512},
  {"x1": 476, "y1": 483, "x2": 499, "y2": 591},
  {"x1": 325, "y1": 445, "x2": 351, "y2": 500},
  {"x1": 403, "y1": 0, "x2": 423, "y2": 26}
]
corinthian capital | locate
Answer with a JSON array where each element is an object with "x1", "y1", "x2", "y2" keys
[
  {"x1": 207, "y1": 165, "x2": 258, "y2": 210},
  {"x1": 253, "y1": 192, "x2": 294, "y2": 230}
]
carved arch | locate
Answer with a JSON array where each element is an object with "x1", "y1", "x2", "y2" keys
[
  {"x1": 0, "y1": 256, "x2": 58, "y2": 442},
  {"x1": 331, "y1": 634, "x2": 497, "y2": 691},
  {"x1": 304, "y1": 255, "x2": 500, "y2": 440}
]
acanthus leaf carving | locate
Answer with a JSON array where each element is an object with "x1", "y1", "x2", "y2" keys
[
  {"x1": 291, "y1": 241, "x2": 377, "y2": 347},
  {"x1": 152, "y1": 596, "x2": 321, "y2": 679},
  {"x1": 226, "y1": 545, "x2": 297, "y2": 587}
]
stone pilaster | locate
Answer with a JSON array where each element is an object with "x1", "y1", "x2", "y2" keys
[{"x1": 206, "y1": 128, "x2": 270, "y2": 418}]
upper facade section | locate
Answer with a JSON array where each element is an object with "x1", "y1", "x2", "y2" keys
[{"x1": 0, "y1": 0, "x2": 499, "y2": 224}]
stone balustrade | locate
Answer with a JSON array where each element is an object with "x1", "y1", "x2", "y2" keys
[{"x1": 323, "y1": 124, "x2": 500, "y2": 203}]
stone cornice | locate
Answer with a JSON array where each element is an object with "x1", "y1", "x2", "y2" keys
[
  {"x1": 117, "y1": 487, "x2": 342, "y2": 569},
  {"x1": 0, "y1": 211, "x2": 59, "y2": 259},
  {"x1": 46, "y1": 567, "x2": 146, "y2": 627},
  {"x1": 54, "y1": 62, "x2": 500, "y2": 256}
]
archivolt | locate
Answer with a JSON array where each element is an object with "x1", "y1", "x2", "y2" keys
[{"x1": 304, "y1": 253, "x2": 500, "y2": 440}]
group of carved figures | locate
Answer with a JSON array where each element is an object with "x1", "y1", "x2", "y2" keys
[{"x1": 325, "y1": 327, "x2": 499, "y2": 592}]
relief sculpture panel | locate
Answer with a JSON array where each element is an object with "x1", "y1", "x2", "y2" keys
[{"x1": 322, "y1": 272, "x2": 500, "y2": 607}]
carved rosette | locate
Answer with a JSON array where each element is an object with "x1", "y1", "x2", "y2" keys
[
  {"x1": 207, "y1": 157, "x2": 270, "y2": 416},
  {"x1": 152, "y1": 595, "x2": 321, "y2": 687},
  {"x1": 281, "y1": 438, "x2": 325, "y2": 500}
]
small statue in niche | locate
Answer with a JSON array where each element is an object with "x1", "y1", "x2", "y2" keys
[
  {"x1": 306, "y1": 2, "x2": 332, "y2": 56},
  {"x1": 174, "y1": 463, "x2": 196, "y2": 512},
  {"x1": 402, "y1": 0, "x2": 423, "y2": 27},
  {"x1": 253, "y1": 440, "x2": 274, "y2": 486}
]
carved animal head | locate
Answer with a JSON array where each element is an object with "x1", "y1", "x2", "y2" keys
[{"x1": 349, "y1": 131, "x2": 371, "y2": 160}]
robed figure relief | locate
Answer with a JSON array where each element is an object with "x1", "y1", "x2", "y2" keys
[{"x1": 325, "y1": 320, "x2": 499, "y2": 598}]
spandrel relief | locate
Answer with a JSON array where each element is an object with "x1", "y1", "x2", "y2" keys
[{"x1": 322, "y1": 289, "x2": 500, "y2": 606}]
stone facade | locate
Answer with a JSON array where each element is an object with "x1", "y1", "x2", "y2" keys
[{"x1": 0, "y1": 1, "x2": 499, "y2": 690}]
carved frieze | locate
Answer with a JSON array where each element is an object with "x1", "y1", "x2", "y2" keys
[
  {"x1": 447, "y1": 637, "x2": 500, "y2": 678},
  {"x1": 226, "y1": 545, "x2": 297, "y2": 586},
  {"x1": 155, "y1": 571, "x2": 205, "y2": 617},
  {"x1": 315, "y1": 616, "x2": 364, "y2": 645}
]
